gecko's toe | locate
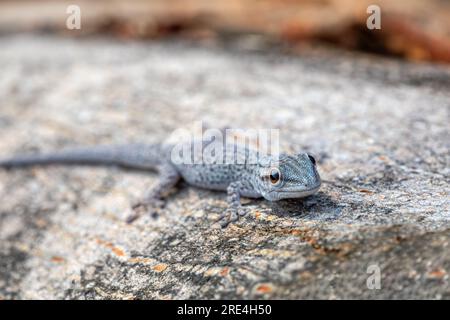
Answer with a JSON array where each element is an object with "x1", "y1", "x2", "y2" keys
[
  {"x1": 127, "y1": 198, "x2": 165, "y2": 223},
  {"x1": 238, "y1": 207, "x2": 248, "y2": 217},
  {"x1": 216, "y1": 212, "x2": 230, "y2": 228},
  {"x1": 218, "y1": 216, "x2": 233, "y2": 228},
  {"x1": 125, "y1": 213, "x2": 140, "y2": 224},
  {"x1": 132, "y1": 198, "x2": 165, "y2": 210},
  {"x1": 216, "y1": 208, "x2": 241, "y2": 228}
]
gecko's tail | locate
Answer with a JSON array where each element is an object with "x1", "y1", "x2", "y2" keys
[{"x1": 0, "y1": 144, "x2": 166, "y2": 171}]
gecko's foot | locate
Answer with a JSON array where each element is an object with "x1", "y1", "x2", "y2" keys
[
  {"x1": 126, "y1": 199, "x2": 165, "y2": 223},
  {"x1": 216, "y1": 207, "x2": 248, "y2": 228}
]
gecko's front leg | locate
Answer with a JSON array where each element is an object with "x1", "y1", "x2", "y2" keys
[
  {"x1": 127, "y1": 163, "x2": 180, "y2": 223},
  {"x1": 216, "y1": 181, "x2": 249, "y2": 228}
]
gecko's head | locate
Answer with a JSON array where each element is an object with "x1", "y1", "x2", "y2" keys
[{"x1": 257, "y1": 153, "x2": 321, "y2": 201}]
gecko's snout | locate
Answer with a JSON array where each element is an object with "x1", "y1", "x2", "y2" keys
[{"x1": 261, "y1": 153, "x2": 321, "y2": 201}]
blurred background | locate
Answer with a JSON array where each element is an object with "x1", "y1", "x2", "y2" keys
[{"x1": 1, "y1": 0, "x2": 450, "y2": 63}]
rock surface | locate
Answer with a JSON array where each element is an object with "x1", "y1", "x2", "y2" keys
[{"x1": 0, "y1": 35, "x2": 449, "y2": 299}]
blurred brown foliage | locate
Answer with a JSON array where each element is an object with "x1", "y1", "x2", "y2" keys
[{"x1": 1, "y1": 0, "x2": 450, "y2": 63}]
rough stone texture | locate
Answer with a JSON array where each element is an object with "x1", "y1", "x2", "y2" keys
[{"x1": 0, "y1": 35, "x2": 449, "y2": 299}]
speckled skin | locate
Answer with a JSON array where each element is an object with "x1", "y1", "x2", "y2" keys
[
  {"x1": 174, "y1": 141, "x2": 320, "y2": 199},
  {"x1": 0, "y1": 140, "x2": 321, "y2": 227}
]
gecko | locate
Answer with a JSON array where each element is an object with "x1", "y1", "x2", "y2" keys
[{"x1": 0, "y1": 138, "x2": 321, "y2": 227}]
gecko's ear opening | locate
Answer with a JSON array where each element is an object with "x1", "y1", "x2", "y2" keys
[
  {"x1": 307, "y1": 154, "x2": 316, "y2": 165},
  {"x1": 294, "y1": 152, "x2": 317, "y2": 165}
]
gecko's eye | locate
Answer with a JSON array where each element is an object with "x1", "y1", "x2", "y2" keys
[
  {"x1": 307, "y1": 154, "x2": 316, "y2": 165},
  {"x1": 269, "y1": 168, "x2": 281, "y2": 185}
]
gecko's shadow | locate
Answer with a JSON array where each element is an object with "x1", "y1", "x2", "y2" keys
[
  {"x1": 176, "y1": 182, "x2": 343, "y2": 222},
  {"x1": 250, "y1": 192, "x2": 343, "y2": 222}
]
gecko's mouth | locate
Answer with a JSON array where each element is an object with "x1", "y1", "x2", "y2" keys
[{"x1": 270, "y1": 184, "x2": 321, "y2": 200}]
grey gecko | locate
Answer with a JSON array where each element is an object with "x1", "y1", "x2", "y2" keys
[{"x1": 0, "y1": 139, "x2": 321, "y2": 227}]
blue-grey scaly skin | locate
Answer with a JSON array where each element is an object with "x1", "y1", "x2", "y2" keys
[
  {"x1": 0, "y1": 140, "x2": 321, "y2": 227},
  {"x1": 173, "y1": 141, "x2": 320, "y2": 198}
]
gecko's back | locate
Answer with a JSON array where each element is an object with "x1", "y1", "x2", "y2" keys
[{"x1": 171, "y1": 140, "x2": 263, "y2": 198}]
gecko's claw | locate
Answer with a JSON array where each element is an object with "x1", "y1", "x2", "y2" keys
[
  {"x1": 125, "y1": 212, "x2": 140, "y2": 224},
  {"x1": 127, "y1": 198, "x2": 165, "y2": 223},
  {"x1": 216, "y1": 207, "x2": 248, "y2": 228}
]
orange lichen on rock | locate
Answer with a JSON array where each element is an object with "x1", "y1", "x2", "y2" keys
[
  {"x1": 427, "y1": 268, "x2": 447, "y2": 279},
  {"x1": 219, "y1": 267, "x2": 229, "y2": 276},
  {"x1": 95, "y1": 238, "x2": 126, "y2": 257},
  {"x1": 256, "y1": 283, "x2": 273, "y2": 294},
  {"x1": 50, "y1": 256, "x2": 65, "y2": 263},
  {"x1": 152, "y1": 264, "x2": 168, "y2": 272},
  {"x1": 128, "y1": 257, "x2": 152, "y2": 264}
]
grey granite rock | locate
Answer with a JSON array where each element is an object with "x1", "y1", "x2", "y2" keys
[{"x1": 0, "y1": 35, "x2": 448, "y2": 299}]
